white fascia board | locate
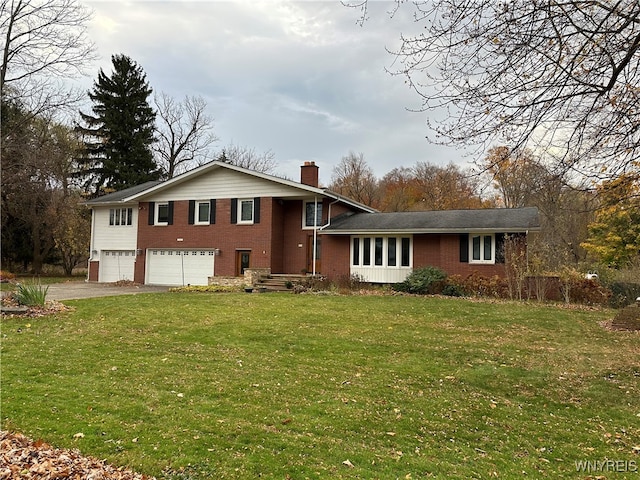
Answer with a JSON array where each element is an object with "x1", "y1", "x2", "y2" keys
[{"x1": 319, "y1": 226, "x2": 540, "y2": 235}]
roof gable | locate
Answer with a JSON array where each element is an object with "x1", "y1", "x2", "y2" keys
[{"x1": 84, "y1": 161, "x2": 376, "y2": 213}]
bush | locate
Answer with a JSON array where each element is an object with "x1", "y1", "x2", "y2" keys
[
  {"x1": 608, "y1": 282, "x2": 640, "y2": 308},
  {"x1": 15, "y1": 282, "x2": 49, "y2": 306},
  {"x1": 450, "y1": 273, "x2": 509, "y2": 298},
  {"x1": 441, "y1": 283, "x2": 464, "y2": 297},
  {"x1": 393, "y1": 267, "x2": 447, "y2": 295},
  {"x1": 0, "y1": 270, "x2": 15, "y2": 282},
  {"x1": 169, "y1": 285, "x2": 241, "y2": 293}
]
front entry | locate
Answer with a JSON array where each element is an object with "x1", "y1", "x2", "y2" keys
[
  {"x1": 307, "y1": 236, "x2": 321, "y2": 274},
  {"x1": 236, "y1": 250, "x2": 251, "y2": 276}
]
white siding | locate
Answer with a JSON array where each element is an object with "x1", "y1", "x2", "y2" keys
[
  {"x1": 351, "y1": 266, "x2": 412, "y2": 284},
  {"x1": 92, "y1": 207, "x2": 138, "y2": 253},
  {"x1": 145, "y1": 169, "x2": 307, "y2": 202}
]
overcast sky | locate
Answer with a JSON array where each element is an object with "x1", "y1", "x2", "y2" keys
[{"x1": 81, "y1": 0, "x2": 473, "y2": 185}]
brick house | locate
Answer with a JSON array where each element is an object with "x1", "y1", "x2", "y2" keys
[{"x1": 86, "y1": 161, "x2": 540, "y2": 285}]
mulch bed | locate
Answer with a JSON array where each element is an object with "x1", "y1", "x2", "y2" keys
[
  {"x1": 0, "y1": 431, "x2": 155, "y2": 479},
  {"x1": 0, "y1": 296, "x2": 71, "y2": 318},
  {"x1": 610, "y1": 304, "x2": 640, "y2": 331}
]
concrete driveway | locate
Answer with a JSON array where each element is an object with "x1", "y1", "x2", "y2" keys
[{"x1": 44, "y1": 282, "x2": 169, "y2": 301}]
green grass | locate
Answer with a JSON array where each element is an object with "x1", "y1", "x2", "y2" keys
[
  {"x1": 1, "y1": 275, "x2": 84, "y2": 292},
  {"x1": 2, "y1": 293, "x2": 639, "y2": 479}
]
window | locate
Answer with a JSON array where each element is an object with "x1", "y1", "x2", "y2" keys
[
  {"x1": 374, "y1": 237, "x2": 383, "y2": 266},
  {"x1": 196, "y1": 201, "x2": 210, "y2": 224},
  {"x1": 363, "y1": 238, "x2": 371, "y2": 266},
  {"x1": 351, "y1": 236, "x2": 412, "y2": 268},
  {"x1": 352, "y1": 238, "x2": 360, "y2": 265},
  {"x1": 470, "y1": 234, "x2": 495, "y2": 263},
  {"x1": 109, "y1": 208, "x2": 132, "y2": 226},
  {"x1": 156, "y1": 203, "x2": 169, "y2": 225},
  {"x1": 239, "y1": 199, "x2": 254, "y2": 224},
  {"x1": 304, "y1": 201, "x2": 323, "y2": 228},
  {"x1": 401, "y1": 238, "x2": 411, "y2": 267},
  {"x1": 387, "y1": 238, "x2": 397, "y2": 266}
]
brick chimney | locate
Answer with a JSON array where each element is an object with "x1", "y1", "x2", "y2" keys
[{"x1": 300, "y1": 161, "x2": 319, "y2": 187}]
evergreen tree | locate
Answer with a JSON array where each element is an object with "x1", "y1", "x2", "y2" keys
[{"x1": 77, "y1": 54, "x2": 159, "y2": 194}]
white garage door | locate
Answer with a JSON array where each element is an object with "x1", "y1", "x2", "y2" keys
[
  {"x1": 146, "y1": 249, "x2": 216, "y2": 286},
  {"x1": 100, "y1": 250, "x2": 136, "y2": 282}
]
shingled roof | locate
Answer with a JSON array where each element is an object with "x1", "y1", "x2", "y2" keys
[
  {"x1": 321, "y1": 207, "x2": 540, "y2": 234},
  {"x1": 84, "y1": 181, "x2": 162, "y2": 205}
]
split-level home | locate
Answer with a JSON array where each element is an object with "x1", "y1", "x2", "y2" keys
[{"x1": 86, "y1": 161, "x2": 540, "y2": 286}]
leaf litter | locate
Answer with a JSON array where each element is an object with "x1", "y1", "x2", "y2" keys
[{"x1": 0, "y1": 431, "x2": 155, "y2": 479}]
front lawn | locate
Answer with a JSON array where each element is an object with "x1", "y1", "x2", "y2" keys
[{"x1": 1, "y1": 293, "x2": 638, "y2": 479}]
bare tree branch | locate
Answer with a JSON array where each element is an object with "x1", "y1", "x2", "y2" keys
[
  {"x1": 1, "y1": 0, "x2": 96, "y2": 112},
  {"x1": 153, "y1": 92, "x2": 218, "y2": 178},
  {"x1": 355, "y1": 0, "x2": 640, "y2": 181}
]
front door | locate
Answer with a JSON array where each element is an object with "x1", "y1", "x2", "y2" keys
[
  {"x1": 236, "y1": 250, "x2": 251, "y2": 276},
  {"x1": 307, "y1": 236, "x2": 321, "y2": 274}
]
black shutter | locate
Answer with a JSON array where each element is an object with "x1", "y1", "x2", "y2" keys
[
  {"x1": 210, "y1": 199, "x2": 216, "y2": 224},
  {"x1": 253, "y1": 197, "x2": 261, "y2": 223},
  {"x1": 167, "y1": 201, "x2": 174, "y2": 225},
  {"x1": 188, "y1": 200, "x2": 195, "y2": 225},
  {"x1": 148, "y1": 202, "x2": 155, "y2": 225},
  {"x1": 231, "y1": 198, "x2": 238, "y2": 224},
  {"x1": 495, "y1": 233, "x2": 505, "y2": 264},
  {"x1": 459, "y1": 234, "x2": 469, "y2": 263}
]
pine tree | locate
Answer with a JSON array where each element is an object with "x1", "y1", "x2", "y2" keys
[{"x1": 77, "y1": 54, "x2": 159, "y2": 194}]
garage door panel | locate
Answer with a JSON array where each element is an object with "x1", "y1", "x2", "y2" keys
[
  {"x1": 100, "y1": 250, "x2": 135, "y2": 282},
  {"x1": 146, "y1": 249, "x2": 215, "y2": 286}
]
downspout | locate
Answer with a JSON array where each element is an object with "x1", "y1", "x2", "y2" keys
[
  {"x1": 86, "y1": 208, "x2": 96, "y2": 282},
  {"x1": 312, "y1": 196, "x2": 318, "y2": 276},
  {"x1": 320, "y1": 198, "x2": 341, "y2": 229}
]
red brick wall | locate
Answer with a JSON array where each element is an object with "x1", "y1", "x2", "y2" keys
[
  {"x1": 321, "y1": 235, "x2": 351, "y2": 278},
  {"x1": 136, "y1": 199, "x2": 274, "y2": 279},
  {"x1": 131, "y1": 197, "x2": 347, "y2": 281},
  {"x1": 281, "y1": 200, "x2": 308, "y2": 274},
  {"x1": 414, "y1": 233, "x2": 506, "y2": 277}
]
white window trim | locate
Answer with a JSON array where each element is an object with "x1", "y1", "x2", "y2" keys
[
  {"x1": 351, "y1": 236, "x2": 413, "y2": 269},
  {"x1": 302, "y1": 200, "x2": 323, "y2": 229},
  {"x1": 155, "y1": 202, "x2": 169, "y2": 226},
  {"x1": 195, "y1": 200, "x2": 210, "y2": 225},
  {"x1": 238, "y1": 198, "x2": 254, "y2": 224},
  {"x1": 109, "y1": 207, "x2": 133, "y2": 226},
  {"x1": 469, "y1": 233, "x2": 495, "y2": 264}
]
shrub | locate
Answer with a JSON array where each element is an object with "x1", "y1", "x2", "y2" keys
[
  {"x1": 14, "y1": 282, "x2": 49, "y2": 306},
  {"x1": 608, "y1": 282, "x2": 640, "y2": 308},
  {"x1": 441, "y1": 283, "x2": 464, "y2": 297},
  {"x1": 169, "y1": 285, "x2": 241, "y2": 293},
  {"x1": 453, "y1": 272, "x2": 509, "y2": 298},
  {"x1": 566, "y1": 278, "x2": 611, "y2": 305},
  {"x1": 332, "y1": 274, "x2": 366, "y2": 292},
  {"x1": 393, "y1": 266, "x2": 447, "y2": 295},
  {"x1": 0, "y1": 270, "x2": 15, "y2": 282}
]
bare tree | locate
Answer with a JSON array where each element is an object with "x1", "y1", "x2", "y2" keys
[
  {"x1": 483, "y1": 146, "x2": 547, "y2": 208},
  {"x1": 1, "y1": 0, "x2": 96, "y2": 112},
  {"x1": 347, "y1": 1, "x2": 640, "y2": 181},
  {"x1": 329, "y1": 151, "x2": 380, "y2": 208},
  {"x1": 153, "y1": 92, "x2": 218, "y2": 178},
  {"x1": 216, "y1": 143, "x2": 277, "y2": 174}
]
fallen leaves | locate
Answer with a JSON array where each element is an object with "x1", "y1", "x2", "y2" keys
[{"x1": 0, "y1": 431, "x2": 155, "y2": 479}]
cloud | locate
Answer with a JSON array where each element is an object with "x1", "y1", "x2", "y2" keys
[{"x1": 81, "y1": 0, "x2": 473, "y2": 183}]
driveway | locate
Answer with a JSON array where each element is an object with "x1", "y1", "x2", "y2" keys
[{"x1": 45, "y1": 282, "x2": 169, "y2": 301}]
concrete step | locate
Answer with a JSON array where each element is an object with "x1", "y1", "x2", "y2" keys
[{"x1": 254, "y1": 274, "x2": 309, "y2": 292}]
